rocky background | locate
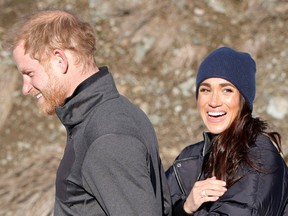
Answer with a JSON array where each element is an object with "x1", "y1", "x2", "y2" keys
[{"x1": 0, "y1": 0, "x2": 287, "y2": 215}]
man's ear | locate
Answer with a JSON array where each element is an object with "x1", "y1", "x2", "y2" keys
[{"x1": 52, "y1": 49, "x2": 68, "y2": 74}]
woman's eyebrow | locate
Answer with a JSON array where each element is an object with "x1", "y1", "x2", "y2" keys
[
  {"x1": 219, "y1": 83, "x2": 236, "y2": 88},
  {"x1": 199, "y1": 82, "x2": 235, "y2": 88},
  {"x1": 199, "y1": 82, "x2": 210, "y2": 87}
]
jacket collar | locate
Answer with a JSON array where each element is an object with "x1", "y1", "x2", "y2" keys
[
  {"x1": 202, "y1": 132, "x2": 216, "y2": 157},
  {"x1": 55, "y1": 67, "x2": 119, "y2": 127}
]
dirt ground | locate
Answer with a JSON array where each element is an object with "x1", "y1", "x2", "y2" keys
[{"x1": 0, "y1": 0, "x2": 287, "y2": 215}]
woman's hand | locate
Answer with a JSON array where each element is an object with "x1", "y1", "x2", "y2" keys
[{"x1": 183, "y1": 176, "x2": 227, "y2": 214}]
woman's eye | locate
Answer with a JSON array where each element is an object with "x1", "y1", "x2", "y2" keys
[
  {"x1": 199, "y1": 88, "x2": 210, "y2": 93},
  {"x1": 223, "y1": 88, "x2": 233, "y2": 93}
]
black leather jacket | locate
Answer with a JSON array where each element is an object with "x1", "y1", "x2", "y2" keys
[{"x1": 166, "y1": 133, "x2": 288, "y2": 215}]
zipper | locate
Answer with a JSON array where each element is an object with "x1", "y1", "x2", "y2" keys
[{"x1": 172, "y1": 156, "x2": 200, "y2": 196}]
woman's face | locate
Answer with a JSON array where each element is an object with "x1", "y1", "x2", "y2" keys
[{"x1": 197, "y1": 78, "x2": 241, "y2": 134}]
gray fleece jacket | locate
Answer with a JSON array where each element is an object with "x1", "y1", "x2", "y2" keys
[{"x1": 54, "y1": 67, "x2": 172, "y2": 216}]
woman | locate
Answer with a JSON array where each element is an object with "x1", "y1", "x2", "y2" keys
[{"x1": 166, "y1": 47, "x2": 288, "y2": 215}]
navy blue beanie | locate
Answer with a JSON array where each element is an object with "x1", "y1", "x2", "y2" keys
[{"x1": 196, "y1": 47, "x2": 256, "y2": 111}]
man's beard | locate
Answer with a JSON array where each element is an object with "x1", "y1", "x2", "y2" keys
[{"x1": 38, "y1": 74, "x2": 68, "y2": 115}]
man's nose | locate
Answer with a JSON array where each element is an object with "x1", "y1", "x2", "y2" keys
[{"x1": 22, "y1": 79, "x2": 33, "y2": 95}]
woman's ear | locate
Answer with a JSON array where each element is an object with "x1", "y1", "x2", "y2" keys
[{"x1": 52, "y1": 49, "x2": 68, "y2": 74}]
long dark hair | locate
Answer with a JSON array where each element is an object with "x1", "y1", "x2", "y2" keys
[{"x1": 203, "y1": 96, "x2": 282, "y2": 188}]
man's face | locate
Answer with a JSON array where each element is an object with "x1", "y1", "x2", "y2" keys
[{"x1": 12, "y1": 43, "x2": 68, "y2": 115}]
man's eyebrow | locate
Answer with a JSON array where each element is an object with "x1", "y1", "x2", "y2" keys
[{"x1": 20, "y1": 68, "x2": 31, "y2": 74}]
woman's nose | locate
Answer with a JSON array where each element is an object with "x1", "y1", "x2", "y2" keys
[{"x1": 209, "y1": 92, "x2": 222, "y2": 107}]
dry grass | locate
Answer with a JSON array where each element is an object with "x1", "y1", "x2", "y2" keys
[
  {"x1": 0, "y1": 67, "x2": 17, "y2": 132},
  {"x1": 0, "y1": 151, "x2": 61, "y2": 216}
]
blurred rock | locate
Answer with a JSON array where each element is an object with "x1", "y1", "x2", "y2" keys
[{"x1": 267, "y1": 96, "x2": 288, "y2": 120}]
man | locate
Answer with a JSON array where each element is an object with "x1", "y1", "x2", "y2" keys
[{"x1": 5, "y1": 9, "x2": 171, "y2": 216}]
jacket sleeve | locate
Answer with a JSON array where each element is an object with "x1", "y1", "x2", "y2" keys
[
  {"x1": 207, "y1": 137, "x2": 288, "y2": 216},
  {"x1": 82, "y1": 133, "x2": 161, "y2": 216},
  {"x1": 284, "y1": 203, "x2": 288, "y2": 216}
]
